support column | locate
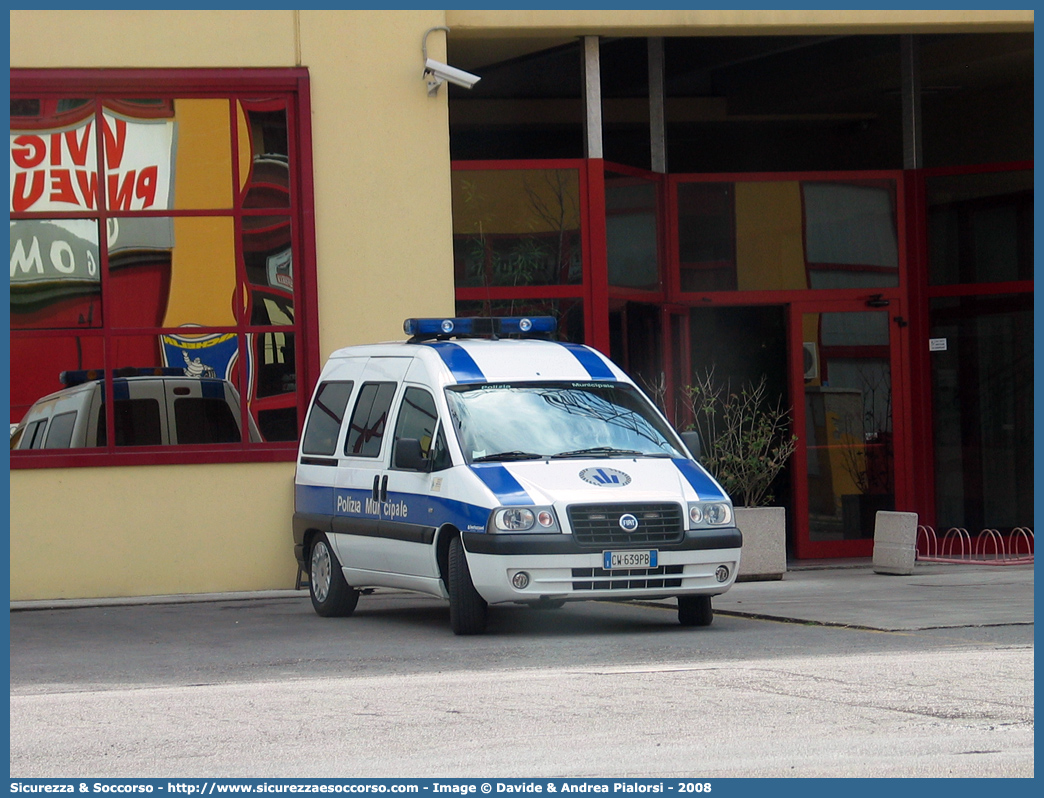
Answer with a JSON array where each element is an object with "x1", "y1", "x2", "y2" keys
[
  {"x1": 583, "y1": 36, "x2": 603, "y2": 159},
  {"x1": 582, "y1": 36, "x2": 609, "y2": 353}
]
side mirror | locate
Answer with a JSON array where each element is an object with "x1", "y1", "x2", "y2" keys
[
  {"x1": 680, "y1": 431, "x2": 702, "y2": 461},
  {"x1": 393, "y1": 438, "x2": 429, "y2": 471}
]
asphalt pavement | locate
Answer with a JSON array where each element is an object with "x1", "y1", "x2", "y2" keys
[{"x1": 10, "y1": 558, "x2": 1034, "y2": 631}]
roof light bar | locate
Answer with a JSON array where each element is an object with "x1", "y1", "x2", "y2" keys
[{"x1": 404, "y1": 316, "x2": 557, "y2": 342}]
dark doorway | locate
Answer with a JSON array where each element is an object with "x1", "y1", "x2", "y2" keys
[{"x1": 684, "y1": 305, "x2": 793, "y2": 540}]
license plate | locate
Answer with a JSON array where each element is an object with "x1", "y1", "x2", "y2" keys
[{"x1": 603, "y1": 550, "x2": 658, "y2": 569}]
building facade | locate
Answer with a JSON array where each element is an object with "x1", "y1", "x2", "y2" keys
[{"x1": 9, "y1": 10, "x2": 1033, "y2": 600}]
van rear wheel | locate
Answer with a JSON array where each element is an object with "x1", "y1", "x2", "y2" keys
[
  {"x1": 448, "y1": 536, "x2": 488, "y2": 635},
  {"x1": 677, "y1": 595, "x2": 713, "y2": 627},
  {"x1": 309, "y1": 533, "x2": 359, "y2": 617}
]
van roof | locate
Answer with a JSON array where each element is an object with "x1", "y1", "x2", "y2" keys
[{"x1": 326, "y1": 337, "x2": 630, "y2": 386}]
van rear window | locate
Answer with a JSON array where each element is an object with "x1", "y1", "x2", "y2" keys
[
  {"x1": 174, "y1": 398, "x2": 241, "y2": 444},
  {"x1": 110, "y1": 399, "x2": 163, "y2": 446},
  {"x1": 301, "y1": 381, "x2": 354, "y2": 456}
]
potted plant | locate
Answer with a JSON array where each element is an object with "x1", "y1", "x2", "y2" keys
[{"x1": 682, "y1": 368, "x2": 798, "y2": 580}]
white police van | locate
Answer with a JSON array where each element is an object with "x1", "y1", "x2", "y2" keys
[{"x1": 293, "y1": 316, "x2": 741, "y2": 634}]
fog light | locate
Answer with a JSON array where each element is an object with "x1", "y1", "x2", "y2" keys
[
  {"x1": 512, "y1": 571, "x2": 530, "y2": 590},
  {"x1": 715, "y1": 565, "x2": 730, "y2": 583}
]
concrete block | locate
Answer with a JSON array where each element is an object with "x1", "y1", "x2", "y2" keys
[
  {"x1": 735, "y1": 506, "x2": 786, "y2": 581},
  {"x1": 872, "y1": 510, "x2": 918, "y2": 575}
]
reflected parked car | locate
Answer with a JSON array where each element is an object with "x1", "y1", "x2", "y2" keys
[{"x1": 11, "y1": 367, "x2": 262, "y2": 450}]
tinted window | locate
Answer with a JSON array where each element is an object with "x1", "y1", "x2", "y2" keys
[
  {"x1": 391, "y1": 387, "x2": 451, "y2": 471},
  {"x1": 174, "y1": 397, "x2": 241, "y2": 444},
  {"x1": 113, "y1": 399, "x2": 163, "y2": 446},
  {"x1": 43, "y1": 411, "x2": 77, "y2": 448},
  {"x1": 301, "y1": 381, "x2": 354, "y2": 456},
  {"x1": 345, "y1": 382, "x2": 396, "y2": 457},
  {"x1": 22, "y1": 419, "x2": 47, "y2": 450}
]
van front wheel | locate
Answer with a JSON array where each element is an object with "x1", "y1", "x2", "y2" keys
[
  {"x1": 677, "y1": 595, "x2": 713, "y2": 627},
  {"x1": 448, "y1": 536, "x2": 488, "y2": 635},
  {"x1": 309, "y1": 534, "x2": 359, "y2": 617}
]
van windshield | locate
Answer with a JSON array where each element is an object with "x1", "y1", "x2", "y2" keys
[{"x1": 444, "y1": 382, "x2": 686, "y2": 464}]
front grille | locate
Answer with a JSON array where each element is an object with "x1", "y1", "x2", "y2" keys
[
  {"x1": 568, "y1": 503, "x2": 684, "y2": 547},
  {"x1": 571, "y1": 565, "x2": 684, "y2": 591}
]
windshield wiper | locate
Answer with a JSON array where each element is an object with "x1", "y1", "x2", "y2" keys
[
  {"x1": 472, "y1": 451, "x2": 546, "y2": 462},
  {"x1": 551, "y1": 446, "x2": 655, "y2": 459}
]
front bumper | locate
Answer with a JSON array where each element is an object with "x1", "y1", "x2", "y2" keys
[{"x1": 461, "y1": 528, "x2": 742, "y2": 605}]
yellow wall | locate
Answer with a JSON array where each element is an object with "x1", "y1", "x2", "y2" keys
[{"x1": 9, "y1": 464, "x2": 294, "y2": 600}]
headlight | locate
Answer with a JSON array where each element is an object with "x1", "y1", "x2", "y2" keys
[
  {"x1": 688, "y1": 501, "x2": 733, "y2": 528},
  {"x1": 490, "y1": 506, "x2": 560, "y2": 533}
]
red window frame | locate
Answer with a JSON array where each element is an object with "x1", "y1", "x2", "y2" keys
[{"x1": 10, "y1": 69, "x2": 320, "y2": 469}]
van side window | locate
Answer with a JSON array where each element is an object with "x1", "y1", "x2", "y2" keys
[
  {"x1": 174, "y1": 398, "x2": 241, "y2": 444},
  {"x1": 301, "y1": 381, "x2": 354, "y2": 456},
  {"x1": 43, "y1": 411, "x2": 77, "y2": 449},
  {"x1": 345, "y1": 382, "x2": 396, "y2": 457},
  {"x1": 391, "y1": 387, "x2": 451, "y2": 471}
]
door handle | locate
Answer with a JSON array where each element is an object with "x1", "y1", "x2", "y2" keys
[
  {"x1": 380, "y1": 474, "x2": 388, "y2": 503},
  {"x1": 372, "y1": 475, "x2": 380, "y2": 502}
]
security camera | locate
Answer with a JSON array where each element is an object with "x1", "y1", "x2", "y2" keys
[{"x1": 424, "y1": 58, "x2": 481, "y2": 95}]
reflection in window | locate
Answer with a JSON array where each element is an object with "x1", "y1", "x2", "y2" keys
[
  {"x1": 10, "y1": 335, "x2": 105, "y2": 425},
  {"x1": 244, "y1": 217, "x2": 294, "y2": 323},
  {"x1": 676, "y1": 180, "x2": 901, "y2": 292},
  {"x1": 110, "y1": 399, "x2": 163, "y2": 447},
  {"x1": 392, "y1": 388, "x2": 438, "y2": 457},
  {"x1": 43, "y1": 411, "x2": 77, "y2": 449},
  {"x1": 677, "y1": 183, "x2": 735, "y2": 291},
  {"x1": 10, "y1": 218, "x2": 101, "y2": 330},
  {"x1": 242, "y1": 101, "x2": 290, "y2": 209},
  {"x1": 927, "y1": 170, "x2": 1033, "y2": 286},
  {"x1": 346, "y1": 383, "x2": 396, "y2": 457},
  {"x1": 452, "y1": 169, "x2": 582, "y2": 288},
  {"x1": 803, "y1": 183, "x2": 899, "y2": 289},
  {"x1": 606, "y1": 177, "x2": 659, "y2": 290},
  {"x1": 301, "y1": 382, "x2": 355, "y2": 456},
  {"x1": 930, "y1": 293, "x2": 1033, "y2": 531},
  {"x1": 174, "y1": 397, "x2": 241, "y2": 444},
  {"x1": 455, "y1": 298, "x2": 583, "y2": 343},
  {"x1": 11, "y1": 82, "x2": 309, "y2": 464}
]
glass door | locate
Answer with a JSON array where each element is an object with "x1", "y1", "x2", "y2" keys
[{"x1": 791, "y1": 302, "x2": 907, "y2": 558}]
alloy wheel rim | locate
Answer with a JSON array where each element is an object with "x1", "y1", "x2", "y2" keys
[{"x1": 311, "y1": 542, "x2": 332, "y2": 602}]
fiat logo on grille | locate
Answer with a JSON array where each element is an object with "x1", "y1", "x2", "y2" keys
[
  {"x1": 619, "y1": 513, "x2": 640, "y2": 531},
  {"x1": 579, "y1": 467, "x2": 632, "y2": 487}
]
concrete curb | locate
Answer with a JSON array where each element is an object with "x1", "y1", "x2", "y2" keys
[{"x1": 10, "y1": 589, "x2": 307, "y2": 612}]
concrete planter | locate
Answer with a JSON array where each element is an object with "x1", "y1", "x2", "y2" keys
[{"x1": 735, "y1": 506, "x2": 787, "y2": 581}]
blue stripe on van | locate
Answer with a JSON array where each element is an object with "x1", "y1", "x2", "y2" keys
[
  {"x1": 558, "y1": 343, "x2": 616, "y2": 380},
  {"x1": 469, "y1": 463, "x2": 533, "y2": 505},
  {"x1": 424, "y1": 342, "x2": 486, "y2": 384},
  {"x1": 295, "y1": 483, "x2": 491, "y2": 534},
  {"x1": 672, "y1": 458, "x2": 727, "y2": 501}
]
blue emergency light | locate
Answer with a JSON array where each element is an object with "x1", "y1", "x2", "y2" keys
[{"x1": 403, "y1": 316, "x2": 557, "y2": 341}]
